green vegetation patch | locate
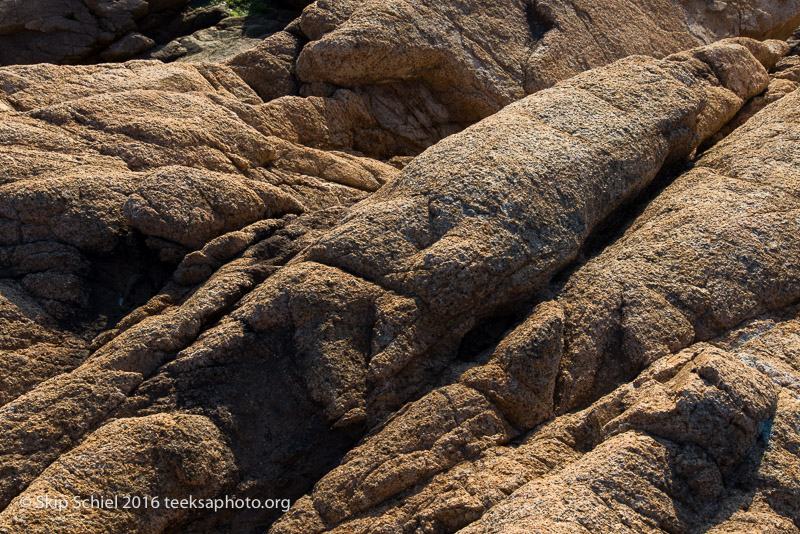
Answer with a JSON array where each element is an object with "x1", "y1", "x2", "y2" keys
[{"x1": 190, "y1": 0, "x2": 280, "y2": 17}]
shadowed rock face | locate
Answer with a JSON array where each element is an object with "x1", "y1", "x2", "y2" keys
[
  {"x1": 0, "y1": 0, "x2": 306, "y2": 66},
  {"x1": 143, "y1": 10, "x2": 301, "y2": 64},
  {"x1": 0, "y1": 0, "x2": 191, "y2": 65},
  {"x1": 1, "y1": 0, "x2": 800, "y2": 532}
]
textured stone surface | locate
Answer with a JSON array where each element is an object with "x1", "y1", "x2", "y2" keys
[
  {"x1": 100, "y1": 32, "x2": 156, "y2": 61},
  {"x1": 0, "y1": 413, "x2": 237, "y2": 533},
  {"x1": 0, "y1": 0, "x2": 189, "y2": 65},
  {"x1": 0, "y1": 1, "x2": 800, "y2": 532},
  {"x1": 273, "y1": 69, "x2": 800, "y2": 534},
  {"x1": 286, "y1": 0, "x2": 800, "y2": 156},
  {"x1": 144, "y1": 12, "x2": 298, "y2": 63}
]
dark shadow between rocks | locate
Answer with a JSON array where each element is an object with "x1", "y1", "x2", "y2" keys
[
  {"x1": 525, "y1": 0, "x2": 556, "y2": 42},
  {"x1": 694, "y1": 418, "x2": 772, "y2": 532}
]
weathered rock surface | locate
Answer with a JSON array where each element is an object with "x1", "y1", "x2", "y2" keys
[
  {"x1": 0, "y1": 0, "x2": 304, "y2": 66},
  {"x1": 138, "y1": 2, "x2": 229, "y2": 45},
  {"x1": 1, "y1": 0, "x2": 800, "y2": 532},
  {"x1": 2, "y1": 29, "x2": 800, "y2": 532},
  {"x1": 273, "y1": 59, "x2": 800, "y2": 534},
  {"x1": 283, "y1": 0, "x2": 800, "y2": 156},
  {"x1": 0, "y1": 48, "x2": 397, "y2": 427},
  {"x1": 0, "y1": 413, "x2": 237, "y2": 533},
  {"x1": 0, "y1": 0, "x2": 191, "y2": 65},
  {"x1": 144, "y1": 11, "x2": 299, "y2": 63}
]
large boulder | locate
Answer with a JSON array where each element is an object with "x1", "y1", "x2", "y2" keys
[
  {"x1": 270, "y1": 0, "x2": 800, "y2": 156},
  {"x1": 273, "y1": 57, "x2": 800, "y2": 534}
]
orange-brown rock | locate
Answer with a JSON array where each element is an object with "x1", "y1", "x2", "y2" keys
[
  {"x1": 2, "y1": 35, "x2": 798, "y2": 533},
  {"x1": 284, "y1": 0, "x2": 800, "y2": 155},
  {"x1": 273, "y1": 71, "x2": 800, "y2": 534},
  {"x1": 1, "y1": 1, "x2": 800, "y2": 532}
]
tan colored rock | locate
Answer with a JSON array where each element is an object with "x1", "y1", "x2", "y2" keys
[
  {"x1": 0, "y1": 3, "x2": 799, "y2": 531},
  {"x1": 273, "y1": 333, "x2": 787, "y2": 533},
  {"x1": 773, "y1": 54, "x2": 800, "y2": 81},
  {"x1": 0, "y1": 61, "x2": 260, "y2": 111},
  {"x1": 459, "y1": 431, "x2": 721, "y2": 533},
  {"x1": 0, "y1": 281, "x2": 89, "y2": 408},
  {"x1": 106, "y1": 40, "x2": 794, "y2": 532},
  {"x1": 225, "y1": 31, "x2": 305, "y2": 102},
  {"x1": 0, "y1": 255, "x2": 267, "y2": 512},
  {"x1": 276, "y1": 298, "x2": 800, "y2": 532},
  {"x1": 702, "y1": 77, "x2": 799, "y2": 149},
  {"x1": 0, "y1": 39, "x2": 773, "y2": 533},
  {"x1": 122, "y1": 166, "x2": 303, "y2": 249},
  {"x1": 556, "y1": 88, "x2": 800, "y2": 411},
  {"x1": 296, "y1": 40, "x2": 772, "y2": 417},
  {"x1": 0, "y1": 45, "x2": 404, "y2": 516},
  {"x1": 272, "y1": 49, "x2": 800, "y2": 534},
  {"x1": 0, "y1": 413, "x2": 237, "y2": 533},
  {"x1": 0, "y1": 54, "x2": 398, "y2": 328},
  {"x1": 289, "y1": 0, "x2": 800, "y2": 155}
]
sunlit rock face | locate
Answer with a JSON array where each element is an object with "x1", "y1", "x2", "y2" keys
[{"x1": 1, "y1": 0, "x2": 800, "y2": 532}]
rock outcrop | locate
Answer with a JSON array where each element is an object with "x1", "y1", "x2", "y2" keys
[
  {"x1": 273, "y1": 53, "x2": 800, "y2": 534},
  {"x1": 0, "y1": 0, "x2": 800, "y2": 533},
  {"x1": 144, "y1": 11, "x2": 299, "y2": 63},
  {"x1": 0, "y1": 54, "x2": 397, "y2": 425},
  {"x1": 0, "y1": 0, "x2": 190, "y2": 65},
  {"x1": 0, "y1": 0, "x2": 306, "y2": 66},
  {"x1": 275, "y1": 0, "x2": 800, "y2": 156}
]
